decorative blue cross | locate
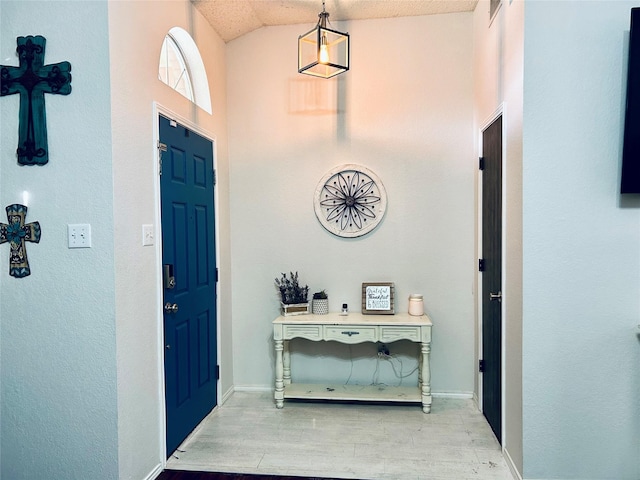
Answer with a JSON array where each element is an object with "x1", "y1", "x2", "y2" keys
[
  {"x1": 0, "y1": 204, "x2": 41, "y2": 278},
  {"x1": 1, "y1": 35, "x2": 72, "y2": 165}
]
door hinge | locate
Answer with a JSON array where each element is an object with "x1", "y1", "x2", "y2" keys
[
  {"x1": 479, "y1": 156, "x2": 485, "y2": 170},
  {"x1": 213, "y1": 169, "x2": 217, "y2": 186},
  {"x1": 216, "y1": 365, "x2": 220, "y2": 380},
  {"x1": 479, "y1": 359, "x2": 485, "y2": 373},
  {"x1": 215, "y1": 267, "x2": 219, "y2": 283},
  {"x1": 479, "y1": 259, "x2": 485, "y2": 272},
  {"x1": 158, "y1": 141, "x2": 167, "y2": 176}
]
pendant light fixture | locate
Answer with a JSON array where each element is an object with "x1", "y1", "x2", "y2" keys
[{"x1": 298, "y1": 0, "x2": 350, "y2": 79}]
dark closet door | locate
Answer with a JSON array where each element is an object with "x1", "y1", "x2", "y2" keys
[{"x1": 481, "y1": 115, "x2": 502, "y2": 443}]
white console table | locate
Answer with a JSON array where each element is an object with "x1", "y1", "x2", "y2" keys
[{"x1": 273, "y1": 312, "x2": 433, "y2": 413}]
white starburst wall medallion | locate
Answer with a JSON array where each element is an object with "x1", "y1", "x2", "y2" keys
[{"x1": 313, "y1": 164, "x2": 387, "y2": 238}]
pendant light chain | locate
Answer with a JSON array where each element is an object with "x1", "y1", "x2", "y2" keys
[{"x1": 319, "y1": 0, "x2": 329, "y2": 29}]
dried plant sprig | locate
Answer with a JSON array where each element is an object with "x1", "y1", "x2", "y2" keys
[{"x1": 275, "y1": 271, "x2": 309, "y2": 304}]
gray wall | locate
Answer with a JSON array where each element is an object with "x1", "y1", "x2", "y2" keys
[
  {"x1": 1, "y1": 1, "x2": 232, "y2": 479},
  {"x1": 0, "y1": 2, "x2": 119, "y2": 479},
  {"x1": 226, "y1": 13, "x2": 477, "y2": 395},
  {"x1": 523, "y1": 1, "x2": 640, "y2": 478}
]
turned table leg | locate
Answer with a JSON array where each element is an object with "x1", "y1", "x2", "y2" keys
[
  {"x1": 283, "y1": 340, "x2": 291, "y2": 385},
  {"x1": 418, "y1": 343, "x2": 423, "y2": 387},
  {"x1": 275, "y1": 339, "x2": 284, "y2": 408},
  {"x1": 421, "y1": 341, "x2": 432, "y2": 413}
]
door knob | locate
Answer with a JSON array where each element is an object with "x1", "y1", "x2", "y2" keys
[
  {"x1": 489, "y1": 291, "x2": 502, "y2": 302},
  {"x1": 164, "y1": 302, "x2": 179, "y2": 313}
]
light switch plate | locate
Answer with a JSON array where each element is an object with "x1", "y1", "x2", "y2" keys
[
  {"x1": 142, "y1": 224, "x2": 154, "y2": 246},
  {"x1": 68, "y1": 224, "x2": 91, "y2": 248}
]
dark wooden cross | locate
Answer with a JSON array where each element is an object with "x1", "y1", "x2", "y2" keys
[
  {"x1": 1, "y1": 35, "x2": 72, "y2": 165},
  {"x1": 0, "y1": 204, "x2": 41, "y2": 278}
]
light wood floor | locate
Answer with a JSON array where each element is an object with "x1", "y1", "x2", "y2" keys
[{"x1": 166, "y1": 391, "x2": 516, "y2": 480}]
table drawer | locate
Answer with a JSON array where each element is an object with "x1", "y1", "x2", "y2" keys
[
  {"x1": 324, "y1": 325, "x2": 378, "y2": 343},
  {"x1": 380, "y1": 326, "x2": 421, "y2": 342},
  {"x1": 283, "y1": 324, "x2": 322, "y2": 340}
]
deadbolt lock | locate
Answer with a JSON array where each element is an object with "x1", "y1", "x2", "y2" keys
[{"x1": 164, "y1": 302, "x2": 179, "y2": 314}]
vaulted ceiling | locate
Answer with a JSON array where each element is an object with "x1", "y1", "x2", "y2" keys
[{"x1": 192, "y1": 0, "x2": 479, "y2": 42}]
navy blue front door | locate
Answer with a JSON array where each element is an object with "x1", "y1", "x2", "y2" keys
[{"x1": 159, "y1": 115, "x2": 217, "y2": 456}]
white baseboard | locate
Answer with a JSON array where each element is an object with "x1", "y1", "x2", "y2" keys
[
  {"x1": 431, "y1": 391, "x2": 474, "y2": 399},
  {"x1": 503, "y1": 446, "x2": 523, "y2": 480},
  {"x1": 143, "y1": 463, "x2": 163, "y2": 480},
  {"x1": 220, "y1": 385, "x2": 235, "y2": 404},
  {"x1": 232, "y1": 385, "x2": 473, "y2": 399},
  {"x1": 233, "y1": 385, "x2": 272, "y2": 393}
]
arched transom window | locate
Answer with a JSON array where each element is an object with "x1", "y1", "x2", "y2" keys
[
  {"x1": 159, "y1": 33, "x2": 194, "y2": 101},
  {"x1": 158, "y1": 27, "x2": 212, "y2": 114}
]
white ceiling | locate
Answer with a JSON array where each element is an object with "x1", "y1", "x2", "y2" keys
[{"x1": 192, "y1": 0, "x2": 479, "y2": 42}]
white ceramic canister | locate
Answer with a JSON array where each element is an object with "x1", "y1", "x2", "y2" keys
[{"x1": 408, "y1": 294, "x2": 424, "y2": 316}]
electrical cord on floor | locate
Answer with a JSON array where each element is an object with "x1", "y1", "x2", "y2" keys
[
  {"x1": 344, "y1": 344, "x2": 354, "y2": 385},
  {"x1": 345, "y1": 345, "x2": 419, "y2": 387},
  {"x1": 372, "y1": 353, "x2": 419, "y2": 387},
  {"x1": 372, "y1": 354, "x2": 382, "y2": 385}
]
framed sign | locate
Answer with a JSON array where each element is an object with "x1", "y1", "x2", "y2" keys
[{"x1": 361, "y1": 282, "x2": 395, "y2": 315}]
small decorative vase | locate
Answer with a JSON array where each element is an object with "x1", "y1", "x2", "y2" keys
[{"x1": 312, "y1": 298, "x2": 329, "y2": 315}]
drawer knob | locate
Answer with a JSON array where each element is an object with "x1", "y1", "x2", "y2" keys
[{"x1": 341, "y1": 331, "x2": 360, "y2": 337}]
